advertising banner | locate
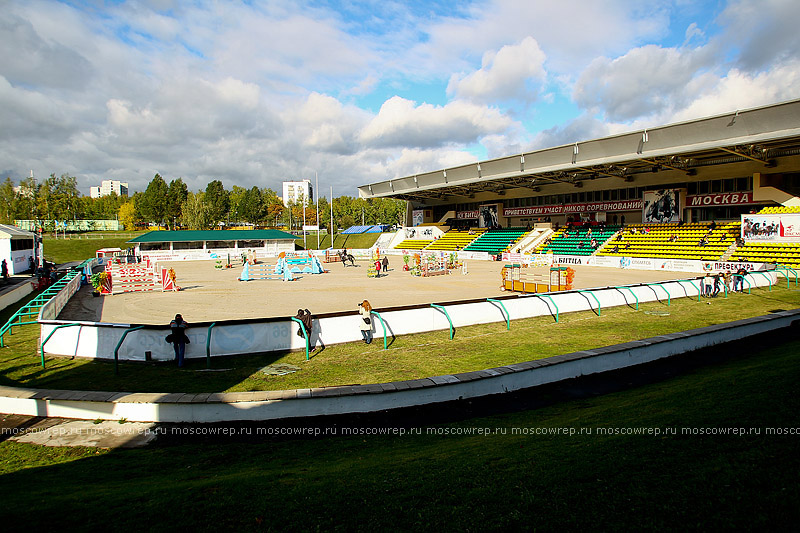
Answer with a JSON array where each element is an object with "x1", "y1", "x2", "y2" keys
[
  {"x1": 741, "y1": 213, "x2": 800, "y2": 243},
  {"x1": 643, "y1": 189, "x2": 681, "y2": 223},
  {"x1": 412, "y1": 210, "x2": 424, "y2": 227},
  {"x1": 479, "y1": 204, "x2": 500, "y2": 228},
  {"x1": 503, "y1": 200, "x2": 643, "y2": 217},
  {"x1": 686, "y1": 192, "x2": 755, "y2": 206}
]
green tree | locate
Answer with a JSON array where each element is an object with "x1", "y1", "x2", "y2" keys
[
  {"x1": 0, "y1": 177, "x2": 16, "y2": 224},
  {"x1": 118, "y1": 200, "x2": 138, "y2": 230},
  {"x1": 166, "y1": 178, "x2": 188, "y2": 229},
  {"x1": 15, "y1": 177, "x2": 37, "y2": 222},
  {"x1": 239, "y1": 186, "x2": 266, "y2": 224},
  {"x1": 181, "y1": 192, "x2": 211, "y2": 230},
  {"x1": 261, "y1": 189, "x2": 282, "y2": 227},
  {"x1": 138, "y1": 174, "x2": 169, "y2": 225},
  {"x1": 204, "y1": 180, "x2": 230, "y2": 228}
]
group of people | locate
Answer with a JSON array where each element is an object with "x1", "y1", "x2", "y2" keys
[
  {"x1": 702, "y1": 267, "x2": 749, "y2": 297},
  {"x1": 373, "y1": 256, "x2": 389, "y2": 277}
]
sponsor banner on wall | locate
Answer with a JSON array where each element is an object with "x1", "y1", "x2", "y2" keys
[
  {"x1": 479, "y1": 204, "x2": 500, "y2": 228},
  {"x1": 643, "y1": 189, "x2": 681, "y2": 223},
  {"x1": 412, "y1": 209, "x2": 424, "y2": 227},
  {"x1": 501, "y1": 252, "x2": 528, "y2": 263},
  {"x1": 458, "y1": 251, "x2": 491, "y2": 261},
  {"x1": 622, "y1": 257, "x2": 658, "y2": 270},
  {"x1": 457, "y1": 210, "x2": 479, "y2": 219},
  {"x1": 700, "y1": 261, "x2": 770, "y2": 272},
  {"x1": 503, "y1": 200, "x2": 643, "y2": 217},
  {"x1": 741, "y1": 213, "x2": 800, "y2": 243},
  {"x1": 552, "y1": 255, "x2": 587, "y2": 266},
  {"x1": 686, "y1": 192, "x2": 755, "y2": 206},
  {"x1": 591, "y1": 256, "x2": 623, "y2": 268}
]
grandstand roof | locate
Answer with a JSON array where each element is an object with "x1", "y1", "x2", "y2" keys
[
  {"x1": 358, "y1": 99, "x2": 800, "y2": 203},
  {"x1": 129, "y1": 230, "x2": 297, "y2": 243}
]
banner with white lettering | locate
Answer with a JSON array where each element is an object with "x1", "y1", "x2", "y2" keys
[
  {"x1": 503, "y1": 200, "x2": 643, "y2": 217},
  {"x1": 686, "y1": 192, "x2": 755, "y2": 207},
  {"x1": 741, "y1": 213, "x2": 800, "y2": 243}
]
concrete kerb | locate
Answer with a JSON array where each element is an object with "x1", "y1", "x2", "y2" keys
[{"x1": 1, "y1": 308, "x2": 798, "y2": 423}]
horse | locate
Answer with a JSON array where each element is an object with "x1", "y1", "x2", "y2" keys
[{"x1": 339, "y1": 250, "x2": 356, "y2": 267}]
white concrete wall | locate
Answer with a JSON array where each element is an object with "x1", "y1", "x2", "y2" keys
[
  {"x1": 4, "y1": 307, "x2": 798, "y2": 423},
  {"x1": 0, "y1": 280, "x2": 34, "y2": 311},
  {"x1": 38, "y1": 272, "x2": 777, "y2": 361}
]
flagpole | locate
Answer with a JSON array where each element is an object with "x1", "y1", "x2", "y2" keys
[
  {"x1": 330, "y1": 185, "x2": 334, "y2": 249},
  {"x1": 316, "y1": 171, "x2": 320, "y2": 250}
]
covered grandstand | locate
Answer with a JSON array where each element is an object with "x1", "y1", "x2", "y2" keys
[{"x1": 362, "y1": 99, "x2": 800, "y2": 268}]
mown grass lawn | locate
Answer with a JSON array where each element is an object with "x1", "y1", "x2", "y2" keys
[
  {"x1": 42, "y1": 233, "x2": 145, "y2": 264},
  {"x1": 1, "y1": 284, "x2": 799, "y2": 393},
  {"x1": 0, "y1": 333, "x2": 797, "y2": 530}
]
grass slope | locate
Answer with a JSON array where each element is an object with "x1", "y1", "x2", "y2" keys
[
  {"x1": 42, "y1": 233, "x2": 144, "y2": 264},
  {"x1": 0, "y1": 337, "x2": 797, "y2": 530},
  {"x1": 1, "y1": 286, "x2": 799, "y2": 393}
]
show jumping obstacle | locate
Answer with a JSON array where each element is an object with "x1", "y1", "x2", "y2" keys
[{"x1": 105, "y1": 259, "x2": 179, "y2": 294}]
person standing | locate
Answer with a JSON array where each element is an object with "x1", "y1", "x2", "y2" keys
[
  {"x1": 1, "y1": 259, "x2": 8, "y2": 283},
  {"x1": 358, "y1": 300, "x2": 373, "y2": 344},
  {"x1": 381, "y1": 255, "x2": 389, "y2": 273},
  {"x1": 374, "y1": 258, "x2": 382, "y2": 278},
  {"x1": 168, "y1": 314, "x2": 190, "y2": 367}
]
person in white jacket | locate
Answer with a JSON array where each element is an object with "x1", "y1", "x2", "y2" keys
[{"x1": 358, "y1": 300, "x2": 373, "y2": 344}]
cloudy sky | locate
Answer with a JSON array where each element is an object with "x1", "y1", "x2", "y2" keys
[{"x1": 1, "y1": 0, "x2": 799, "y2": 197}]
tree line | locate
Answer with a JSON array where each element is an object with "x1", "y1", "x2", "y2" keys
[{"x1": 0, "y1": 173, "x2": 407, "y2": 232}]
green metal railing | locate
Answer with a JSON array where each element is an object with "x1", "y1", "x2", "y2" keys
[
  {"x1": 733, "y1": 274, "x2": 752, "y2": 294},
  {"x1": 39, "y1": 322, "x2": 82, "y2": 369},
  {"x1": 487, "y1": 298, "x2": 510, "y2": 330},
  {"x1": 775, "y1": 265, "x2": 798, "y2": 288},
  {"x1": 370, "y1": 311, "x2": 389, "y2": 349},
  {"x1": 206, "y1": 322, "x2": 217, "y2": 368},
  {"x1": 290, "y1": 317, "x2": 310, "y2": 360},
  {"x1": 114, "y1": 326, "x2": 145, "y2": 374},
  {"x1": 535, "y1": 294, "x2": 559, "y2": 323},
  {"x1": 750, "y1": 271, "x2": 774, "y2": 291},
  {"x1": 577, "y1": 291, "x2": 601, "y2": 316},
  {"x1": 646, "y1": 283, "x2": 671, "y2": 306},
  {"x1": 430, "y1": 304, "x2": 454, "y2": 340},
  {"x1": 0, "y1": 267, "x2": 83, "y2": 347},
  {"x1": 614, "y1": 286, "x2": 639, "y2": 310},
  {"x1": 682, "y1": 279, "x2": 702, "y2": 301}
]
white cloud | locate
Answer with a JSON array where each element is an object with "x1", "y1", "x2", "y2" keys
[
  {"x1": 671, "y1": 60, "x2": 800, "y2": 123},
  {"x1": 447, "y1": 37, "x2": 546, "y2": 103},
  {"x1": 404, "y1": 0, "x2": 670, "y2": 78},
  {"x1": 360, "y1": 96, "x2": 515, "y2": 149},
  {"x1": 573, "y1": 44, "x2": 717, "y2": 122},
  {"x1": 718, "y1": 0, "x2": 800, "y2": 71}
]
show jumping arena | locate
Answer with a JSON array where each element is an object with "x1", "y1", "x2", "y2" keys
[
  {"x1": 59, "y1": 258, "x2": 698, "y2": 324},
  {"x1": 0, "y1": 254, "x2": 785, "y2": 423}
]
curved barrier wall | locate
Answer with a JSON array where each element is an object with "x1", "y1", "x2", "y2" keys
[
  {"x1": 39, "y1": 273, "x2": 778, "y2": 362},
  {"x1": 4, "y1": 308, "x2": 798, "y2": 423}
]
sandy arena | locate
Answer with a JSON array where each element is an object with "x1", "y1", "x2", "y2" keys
[{"x1": 58, "y1": 258, "x2": 696, "y2": 325}]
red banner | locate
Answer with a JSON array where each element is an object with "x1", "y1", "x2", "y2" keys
[
  {"x1": 503, "y1": 200, "x2": 643, "y2": 217},
  {"x1": 686, "y1": 192, "x2": 754, "y2": 206}
]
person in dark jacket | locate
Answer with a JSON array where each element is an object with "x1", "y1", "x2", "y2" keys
[
  {"x1": 168, "y1": 314, "x2": 190, "y2": 367},
  {"x1": 296, "y1": 309, "x2": 313, "y2": 340}
]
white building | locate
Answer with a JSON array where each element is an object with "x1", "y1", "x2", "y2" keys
[
  {"x1": 282, "y1": 180, "x2": 313, "y2": 207},
  {"x1": 0, "y1": 224, "x2": 36, "y2": 275},
  {"x1": 90, "y1": 180, "x2": 129, "y2": 198}
]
